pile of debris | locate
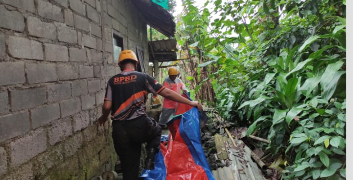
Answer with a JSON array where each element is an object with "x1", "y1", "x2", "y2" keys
[{"x1": 200, "y1": 109, "x2": 280, "y2": 180}]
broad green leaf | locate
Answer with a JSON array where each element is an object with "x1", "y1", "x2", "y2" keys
[
  {"x1": 320, "y1": 160, "x2": 342, "y2": 178},
  {"x1": 333, "y1": 33, "x2": 346, "y2": 48},
  {"x1": 343, "y1": 0, "x2": 346, "y2": 5},
  {"x1": 264, "y1": 73, "x2": 276, "y2": 85},
  {"x1": 295, "y1": 170, "x2": 305, "y2": 177},
  {"x1": 186, "y1": 76, "x2": 194, "y2": 80},
  {"x1": 295, "y1": 150, "x2": 304, "y2": 161},
  {"x1": 330, "y1": 136, "x2": 341, "y2": 147},
  {"x1": 285, "y1": 58, "x2": 313, "y2": 78},
  {"x1": 238, "y1": 95, "x2": 269, "y2": 109},
  {"x1": 334, "y1": 102, "x2": 342, "y2": 109},
  {"x1": 310, "y1": 97, "x2": 318, "y2": 108},
  {"x1": 291, "y1": 136, "x2": 307, "y2": 145},
  {"x1": 338, "y1": 137, "x2": 346, "y2": 149},
  {"x1": 292, "y1": 133, "x2": 307, "y2": 138},
  {"x1": 198, "y1": 60, "x2": 217, "y2": 68},
  {"x1": 215, "y1": 0, "x2": 222, "y2": 6},
  {"x1": 252, "y1": 73, "x2": 276, "y2": 94},
  {"x1": 331, "y1": 147, "x2": 345, "y2": 155},
  {"x1": 318, "y1": 152, "x2": 330, "y2": 167},
  {"x1": 340, "y1": 169, "x2": 346, "y2": 178},
  {"x1": 299, "y1": 36, "x2": 320, "y2": 52},
  {"x1": 336, "y1": 16, "x2": 346, "y2": 25},
  {"x1": 322, "y1": 71, "x2": 345, "y2": 101},
  {"x1": 338, "y1": 113, "x2": 346, "y2": 121},
  {"x1": 286, "y1": 106, "x2": 304, "y2": 124},
  {"x1": 316, "y1": 109, "x2": 325, "y2": 115},
  {"x1": 320, "y1": 61, "x2": 345, "y2": 101},
  {"x1": 325, "y1": 109, "x2": 334, "y2": 115},
  {"x1": 293, "y1": 163, "x2": 310, "y2": 172},
  {"x1": 306, "y1": 147, "x2": 315, "y2": 157},
  {"x1": 312, "y1": 169, "x2": 321, "y2": 179},
  {"x1": 322, "y1": 148, "x2": 333, "y2": 155},
  {"x1": 320, "y1": 168, "x2": 336, "y2": 178},
  {"x1": 299, "y1": 76, "x2": 321, "y2": 96},
  {"x1": 333, "y1": 25, "x2": 346, "y2": 34},
  {"x1": 286, "y1": 46, "x2": 299, "y2": 69},
  {"x1": 285, "y1": 143, "x2": 293, "y2": 154},
  {"x1": 335, "y1": 128, "x2": 344, "y2": 136},
  {"x1": 276, "y1": 74, "x2": 287, "y2": 93},
  {"x1": 189, "y1": 41, "x2": 199, "y2": 47},
  {"x1": 272, "y1": 109, "x2": 288, "y2": 125},
  {"x1": 285, "y1": 78, "x2": 298, "y2": 97},
  {"x1": 329, "y1": 160, "x2": 342, "y2": 170},
  {"x1": 324, "y1": 128, "x2": 335, "y2": 133},
  {"x1": 324, "y1": 139, "x2": 330, "y2": 148},
  {"x1": 309, "y1": 45, "x2": 335, "y2": 59},
  {"x1": 278, "y1": 57, "x2": 285, "y2": 70},
  {"x1": 314, "y1": 135, "x2": 331, "y2": 145},
  {"x1": 246, "y1": 116, "x2": 267, "y2": 136},
  {"x1": 315, "y1": 146, "x2": 324, "y2": 155}
]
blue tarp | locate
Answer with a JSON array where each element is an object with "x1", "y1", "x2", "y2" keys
[{"x1": 141, "y1": 94, "x2": 214, "y2": 180}]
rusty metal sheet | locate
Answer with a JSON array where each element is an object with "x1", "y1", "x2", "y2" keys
[{"x1": 211, "y1": 136, "x2": 266, "y2": 180}]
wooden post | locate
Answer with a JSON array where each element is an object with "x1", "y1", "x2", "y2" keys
[{"x1": 154, "y1": 60, "x2": 159, "y2": 80}]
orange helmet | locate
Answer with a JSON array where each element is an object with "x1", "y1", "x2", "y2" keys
[
  {"x1": 168, "y1": 67, "x2": 178, "y2": 75},
  {"x1": 118, "y1": 50, "x2": 138, "y2": 66}
]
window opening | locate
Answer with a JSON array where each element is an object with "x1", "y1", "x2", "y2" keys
[{"x1": 113, "y1": 33, "x2": 123, "y2": 63}]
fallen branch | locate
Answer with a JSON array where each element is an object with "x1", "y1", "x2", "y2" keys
[
  {"x1": 249, "y1": 135, "x2": 271, "y2": 144},
  {"x1": 225, "y1": 128, "x2": 238, "y2": 149},
  {"x1": 250, "y1": 151, "x2": 268, "y2": 170}
]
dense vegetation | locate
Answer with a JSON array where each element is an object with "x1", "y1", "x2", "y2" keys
[{"x1": 175, "y1": 0, "x2": 346, "y2": 179}]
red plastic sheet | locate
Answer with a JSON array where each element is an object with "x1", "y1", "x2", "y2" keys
[{"x1": 141, "y1": 94, "x2": 214, "y2": 180}]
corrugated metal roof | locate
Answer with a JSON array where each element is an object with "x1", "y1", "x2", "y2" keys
[
  {"x1": 131, "y1": 0, "x2": 175, "y2": 37},
  {"x1": 148, "y1": 39, "x2": 177, "y2": 62},
  {"x1": 212, "y1": 137, "x2": 266, "y2": 180},
  {"x1": 150, "y1": 39, "x2": 177, "y2": 51}
]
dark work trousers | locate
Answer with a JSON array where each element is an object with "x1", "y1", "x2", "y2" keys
[{"x1": 112, "y1": 116, "x2": 162, "y2": 180}]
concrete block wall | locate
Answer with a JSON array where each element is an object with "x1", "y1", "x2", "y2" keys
[{"x1": 0, "y1": 0, "x2": 150, "y2": 179}]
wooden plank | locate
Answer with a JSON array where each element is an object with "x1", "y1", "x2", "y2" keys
[{"x1": 214, "y1": 134, "x2": 228, "y2": 160}]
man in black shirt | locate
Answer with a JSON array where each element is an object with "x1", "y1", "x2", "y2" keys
[{"x1": 97, "y1": 50, "x2": 202, "y2": 180}]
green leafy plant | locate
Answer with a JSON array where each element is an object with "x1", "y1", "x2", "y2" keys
[{"x1": 176, "y1": 0, "x2": 346, "y2": 179}]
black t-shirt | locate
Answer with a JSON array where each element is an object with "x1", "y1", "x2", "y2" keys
[{"x1": 104, "y1": 70, "x2": 164, "y2": 121}]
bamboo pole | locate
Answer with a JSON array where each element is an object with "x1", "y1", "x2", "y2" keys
[
  {"x1": 250, "y1": 151, "x2": 268, "y2": 170},
  {"x1": 225, "y1": 128, "x2": 237, "y2": 148},
  {"x1": 249, "y1": 135, "x2": 271, "y2": 144}
]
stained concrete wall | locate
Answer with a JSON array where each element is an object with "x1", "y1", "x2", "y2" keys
[{"x1": 0, "y1": 0, "x2": 150, "y2": 179}]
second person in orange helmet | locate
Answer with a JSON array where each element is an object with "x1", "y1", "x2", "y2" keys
[{"x1": 158, "y1": 67, "x2": 188, "y2": 129}]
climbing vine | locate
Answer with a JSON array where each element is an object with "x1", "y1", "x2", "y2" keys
[{"x1": 176, "y1": 0, "x2": 346, "y2": 179}]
